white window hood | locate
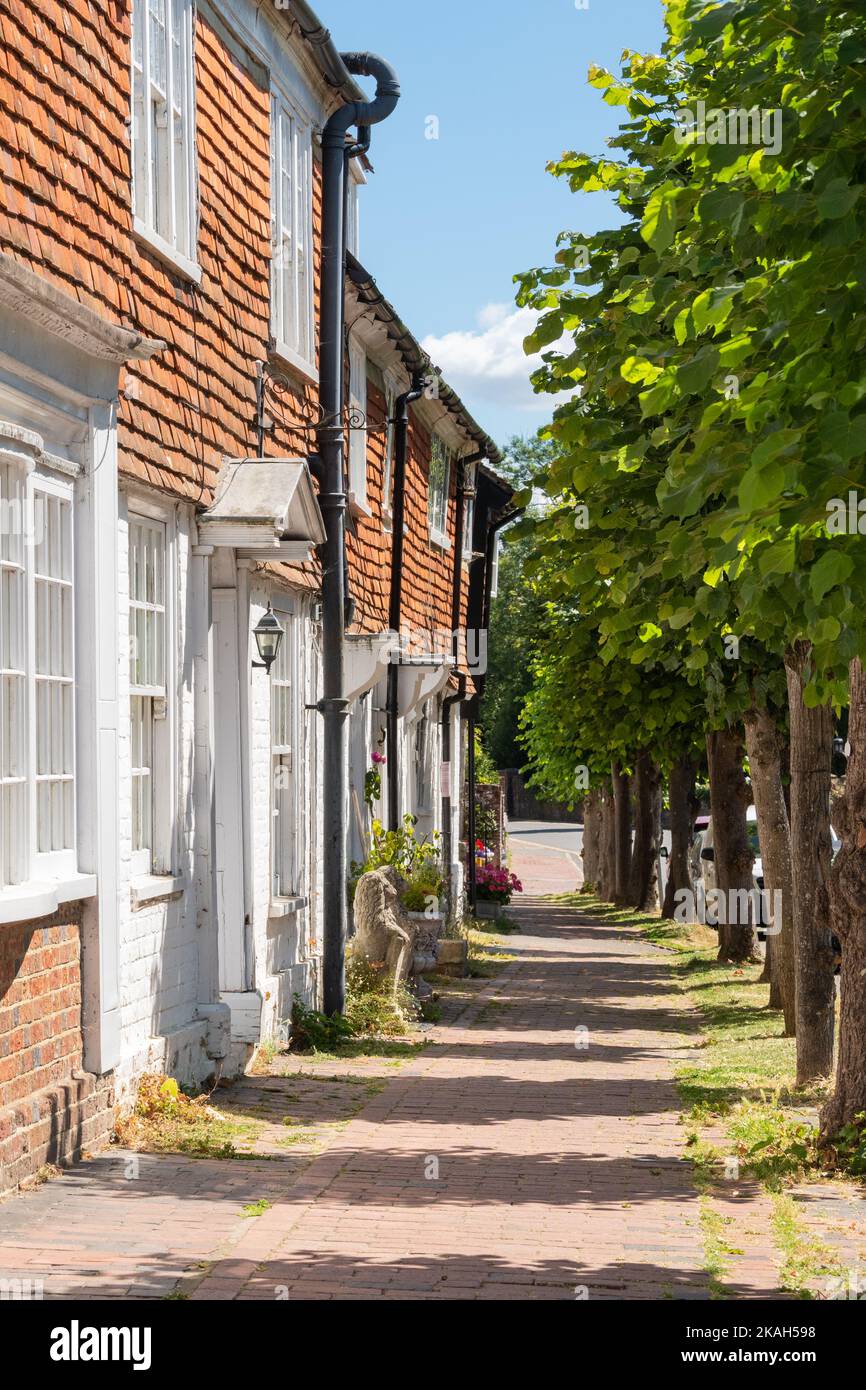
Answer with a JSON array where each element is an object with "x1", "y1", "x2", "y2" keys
[
  {"x1": 345, "y1": 631, "x2": 398, "y2": 701},
  {"x1": 198, "y1": 457, "x2": 326, "y2": 558},
  {"x1": 396, "y1": 653, "x2": 453, "y2": 721}
]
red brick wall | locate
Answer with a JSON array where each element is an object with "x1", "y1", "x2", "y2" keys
[
  {"x1": 0, "y1": 908, "x2": 113, "y2": 1193},
  {"x1": 0, "y1": 915, "x2": 82, "y2": 1109}
]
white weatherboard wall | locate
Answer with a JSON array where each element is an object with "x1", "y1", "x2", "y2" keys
[{"x1": 115, "y1": 492, "x2": 214, "y2": 1099}]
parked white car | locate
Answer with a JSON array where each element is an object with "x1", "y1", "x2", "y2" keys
[{"x1": 693, "y1": 807, "x2": 840, "y2": 934}]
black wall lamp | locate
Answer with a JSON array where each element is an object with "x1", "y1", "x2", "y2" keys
[{"x1": 252, "y1": 604, "x2": 284, "y2": 674}]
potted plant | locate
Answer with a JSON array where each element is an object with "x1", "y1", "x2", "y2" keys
[{"x1": 475, "y1": 865, "x2": 523, "y2": 920}]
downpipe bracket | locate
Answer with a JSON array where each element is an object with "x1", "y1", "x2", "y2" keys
[{"x1": 309, "y1": 698, "x2": 351, "y2": 717}]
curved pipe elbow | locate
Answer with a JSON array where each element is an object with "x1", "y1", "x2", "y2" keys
[{"x1": 325, "y1": 52, "x2": 401, "y2": 138}]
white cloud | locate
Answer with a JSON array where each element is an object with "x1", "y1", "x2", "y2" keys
[{"x1": 421, "y1": 303, "x2": 562, "y2": 415}]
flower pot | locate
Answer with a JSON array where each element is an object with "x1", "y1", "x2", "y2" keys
[
  {"x1": 476, "y1": 900, "x2": 505, "y2": 920},
  {"x1": 408, "y1": 911, "x2": 443, "y2": 977}
]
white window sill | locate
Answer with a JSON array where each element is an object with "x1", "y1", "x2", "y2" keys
[
  {"x1": 348, "y1": 491, "x2": 372, "y2": 520},
  {"x1": 269, "y1": 341, "x2": 319, "y2": 388},
  {"x1": 0, "y1": 873, "x2": 97, "y2": 926},
  {"x1": 269, "y1": 895, "x2": 308, "y2": 918},
  {"x1": 430, "y1": 529, "x2": 451, "y2": 552},
  {"x1": 130, "y1": 874, "x2": 185, "y2": 910},
  {"x1": 133, "y1": 218, "x2": 202, "y2": 286}
]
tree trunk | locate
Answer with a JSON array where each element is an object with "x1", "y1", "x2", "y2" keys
[
  {"x1": 821, "y1": 658, "x2": 866, "y2": 1138},
  {"x1": 744, "y1": 705, "x2": 796, "y2": 1034},
  {"x1": 581, "y1": 789, "x2": 601, "y2": 892},
  {"x1": 628, "y1": 751, "x2": 661, "y2": 910},
  {"x1": 707, "y1": 726, "x2": 758, "y2": 961},
  {"x1": 785, "y1": 643, "x2": 835, "y2": 1086},
  {"x1": 662, "y1": 755, "x2": 697, "y2": 918},
  {"x1": 612, "y1": 760, "x2": 632, "y2": 902},
  {"x1": 597, "y1": 778, "x2": 617, "y2": 902}
]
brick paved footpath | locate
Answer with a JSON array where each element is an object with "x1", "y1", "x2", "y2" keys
[{"x1": 0, "y1": 836, "x2": 801, "y2": 1301}]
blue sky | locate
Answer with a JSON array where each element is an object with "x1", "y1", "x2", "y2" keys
[{"x1": 323, "y1": 0, "x2": 666, "y2": 444}]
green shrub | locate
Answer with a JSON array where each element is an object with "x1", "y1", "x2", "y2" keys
[
  {"x1": 827, "y1": 1111, "x2": 866, "y2": 1176},
  {"x1": 349, "y1": 815, "x2": 443, "y2": 909}
]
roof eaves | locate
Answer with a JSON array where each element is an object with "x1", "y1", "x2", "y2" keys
[
  {"x1": 346, "y1": 252, "x2": 504, "y2": 471},
  {"x1": 276, "y1": 0, "x2": 367, "y2": 104}
]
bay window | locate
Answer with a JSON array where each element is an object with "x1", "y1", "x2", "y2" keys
[{"x1": 1, "y1": 465, "x2": 76, "y2": 888}]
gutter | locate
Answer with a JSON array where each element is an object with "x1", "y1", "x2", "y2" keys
[
  {"x1": 317, "y1": 52, "x2": 400, "y2": 1016},
  {"x1": 279, "y1": 2, "x2": 368, "y2": 103}
]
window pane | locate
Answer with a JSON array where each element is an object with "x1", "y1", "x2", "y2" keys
[
  {"x1": 129, "y1": 518, "x2": 167, "y2": 695},
  {"x1": 0, "y1": 464, "x2": 26, "y2": 884},
  {"x1": 33, "y1": 489, "x2": 75, "y2": 855},
  {"x1": 429, "y1": 437, "x2": 450, "y2": 536},
  {"x1": 133, "y1": 0, "x2": 193, "y2": 254},
  {"x1": 271, "y1": 96, "x2": 312, "y2": 363},
  {"x1": 131, "y1": 695, "x2": 153, "y2": 854},
  {"x1": 149, "y1": 0, "x2": 167, "y2": 96}
]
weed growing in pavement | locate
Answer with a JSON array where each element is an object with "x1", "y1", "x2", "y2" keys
[{"x1": 113, "y1": 1074, "x2": 263, "y2": 1159}]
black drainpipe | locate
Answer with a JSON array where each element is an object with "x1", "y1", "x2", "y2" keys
[
  {"x1": 386, "y1": 370, "x2": 425, "y2": 831},
  {"x1": 318, "y1": 54, "x2": 400, "y2": 1016},
  {"x1": 466, "y1": 505, "x2": 523, "y2": 912}
]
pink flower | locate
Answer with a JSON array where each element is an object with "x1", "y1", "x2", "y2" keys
[{"x1": 371, "y1": 751, "x2": 387, "y2": 765}]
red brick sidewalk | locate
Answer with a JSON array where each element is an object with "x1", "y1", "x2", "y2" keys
[
  {"x1": 6, "y1": 836, "x2": 831, "y2": 1301},
  {"x1": 188, "y1": 892, "x2": 712, "y2": 1301}
]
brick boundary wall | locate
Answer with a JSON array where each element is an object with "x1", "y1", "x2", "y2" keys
[
  {"x1": 500, "y1": 769, "x2": 582, "y2": 823},
  {"x1": 0, "y1": 906, "x2": 114, "y2": 1196}
]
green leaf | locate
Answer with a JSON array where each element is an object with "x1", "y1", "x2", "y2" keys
[
  {"x1": 815, "y1": 179, "x2": 863, "y2": 221},
  {"x1": 621, "y1": 355, "x2": 663, "y2": 384},
  {"x1": 822, "y1": 411, "x2": 866, "y2": 462},
  {"x1": 758, "y1": 538, "x2": 796, "y2": 576},
  {"x1": 641, "y1": 185, "x2": 680, "y2": 253},
  {"x1": 810, "y1": 550, "x2": 854, "y2": 601},
  {"x1": 678, "y1": 348, "x2": 720, "y2": 395},
  {"x1": 699, "y1": 188, "x2": 745, "y2": 232},
  {"x1": 738, "y1": 462, "x2": 785, "y2": 513},
  {"x1": 812, "y1": 616, "x2": 841, "y2": 645}
]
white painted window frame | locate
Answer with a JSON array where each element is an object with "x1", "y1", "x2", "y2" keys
[
  {"x1": 131, "y1": 0, "x2": 200, "y2": 279},
  {"x1": 348, "y1": 337, "x2": 368, "y2": 510},
  {"x1": 126, "y1": 499, "x2": 177, "y2": 879},
  {"x1": 346, "y1": 161, "x2": 363, "y2": 260},
  {"x1": 462, "y1": 459, "x2": 477, "y2": 561},
  {"x1": 0, "y1": 463, "x2": 77, "y2": 888},
  {"x1": 270, "y1": 594, "x2": 302, "y2": 901},
  {"x1": 428, "y1": 434, "x2": 451, "y2": 548},
  {"x1": 270, "y1": 86, "x2": 316, "y2": 381}
]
